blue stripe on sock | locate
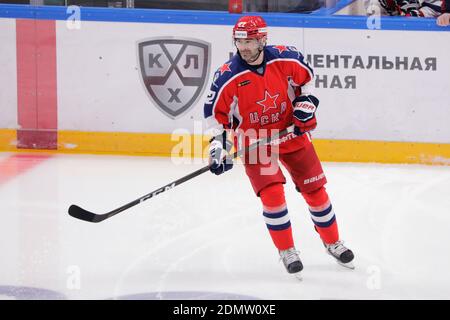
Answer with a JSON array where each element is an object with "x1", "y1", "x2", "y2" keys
[
  {"x1": 266, "y1": 221, "x2": 291, "y2": 231},
  {"x1": 311, "y1": 215, "x2": 336, "y2": 228},
  {"x1": 309, "y1": 204, "x2": 332, "y2": 217},
  {"x1": 263, "y1": 208, "x2": 288, "y2": 219}
]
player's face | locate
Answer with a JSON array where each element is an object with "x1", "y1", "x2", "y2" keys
[{"x1": 235, "y1": 38, "x2": 261, "y2": 63}]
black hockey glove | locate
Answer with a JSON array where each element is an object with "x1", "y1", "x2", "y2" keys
[
  {"x1": 208, "y1": 132, "x2": 234, "y2": 175},
  {"x1": 292, "y1": 94, "x2": 319, "y2": 136}
]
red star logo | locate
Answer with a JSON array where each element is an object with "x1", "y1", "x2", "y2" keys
[
  {"x1": 256, "y1": 91, "x2": 279, "y2": 113},
  {"x1": 274, "y1": 45, "x2": 288, "y2": 54},
  {"x1": 219, "y1": 62, "x2": 232, "y2": 75}
]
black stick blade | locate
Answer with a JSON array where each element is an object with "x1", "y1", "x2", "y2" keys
[{"x1": 68, "y1": 205, "x2": 106, "y2": 223}]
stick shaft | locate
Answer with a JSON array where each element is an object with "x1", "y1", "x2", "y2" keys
[{"x1": 68, "y1": 126, "x2": 294, "y2": 222}]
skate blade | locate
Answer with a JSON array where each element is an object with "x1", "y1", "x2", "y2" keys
[
  {"x1": 325, "y1": 249, "x2": 355, "y2": 269},
  {"x1": 337, "y1": 260, "x2": 355, "y2": 270}
]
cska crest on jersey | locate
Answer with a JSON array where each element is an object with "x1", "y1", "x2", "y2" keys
[{"x1": 204, "y1": 45, "x2": 314, "y2": 152}]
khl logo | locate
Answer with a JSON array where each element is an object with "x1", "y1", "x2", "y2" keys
[{"x1": 138, "y1": 37, "x2": 211, "y2": 119}]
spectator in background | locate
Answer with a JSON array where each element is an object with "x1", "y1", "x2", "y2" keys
[
  {"x1": 437, "y1": 12, "x2": 450, "y2": 25},
  {"x1": 370, "y1": 0, "x2": 450, "y2": 23},
  {"x1": 374, "y1": 0, "x2": 399, "y2": 15},
  {"x1": 436, "y1": 0, "x2": 450, "y2": 25}
]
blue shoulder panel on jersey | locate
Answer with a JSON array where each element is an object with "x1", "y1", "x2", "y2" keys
[
  {"x1": 203, "y1": 54, "x2": 248, "y2": 118},
  {"x1": 265, "y1": 46, "x2": 314, "y2": 77},
  {"x1": 1, "y1": 3, "x2": 449, "y2": 32},
  {"x1": 266, "y1": 45, "x2": 305, "y2": 61},
  {"x1": 210, "y1": 55, "x2": 242, "y2": 90}
]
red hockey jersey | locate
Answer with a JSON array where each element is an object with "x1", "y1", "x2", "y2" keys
[{"x1": 204, "y1": 45, "x2": 315, "y2": 154}]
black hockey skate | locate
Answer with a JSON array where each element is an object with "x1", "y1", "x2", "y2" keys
[
  {"x1": 324, "y1": 240, "x2": 355, "y2": 269},
  {"x1": 279, "y1": 247, "x2": 303, "y2": 279}
]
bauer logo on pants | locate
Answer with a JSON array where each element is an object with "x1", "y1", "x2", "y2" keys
[{"x1": 138, "y1": 37, "x2": 211, "y2": 119}]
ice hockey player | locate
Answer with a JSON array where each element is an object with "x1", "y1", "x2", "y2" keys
[{"x1": 203, "y1": 15, "x2": 355, "y2": 277}]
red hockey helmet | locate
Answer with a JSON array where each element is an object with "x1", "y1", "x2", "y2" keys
[{"x1": 232, "y1": 16, "x2": 268, "y2": 40}]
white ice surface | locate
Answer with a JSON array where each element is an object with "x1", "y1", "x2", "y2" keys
[{"x1": 0, "y1": 153, "x2": 449, "y2": 299}]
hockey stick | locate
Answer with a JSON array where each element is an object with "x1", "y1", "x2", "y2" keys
[{"x1": 68, "y1": 125, "x2": 295, "y2": 223}]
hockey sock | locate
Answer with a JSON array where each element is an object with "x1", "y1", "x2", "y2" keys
[
  {"x1": 302, "y1": 186, "x2": 339, "y2": 244},
  {"x1": 260, "y1": 183, "x2": 294, "y2": 250}
]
